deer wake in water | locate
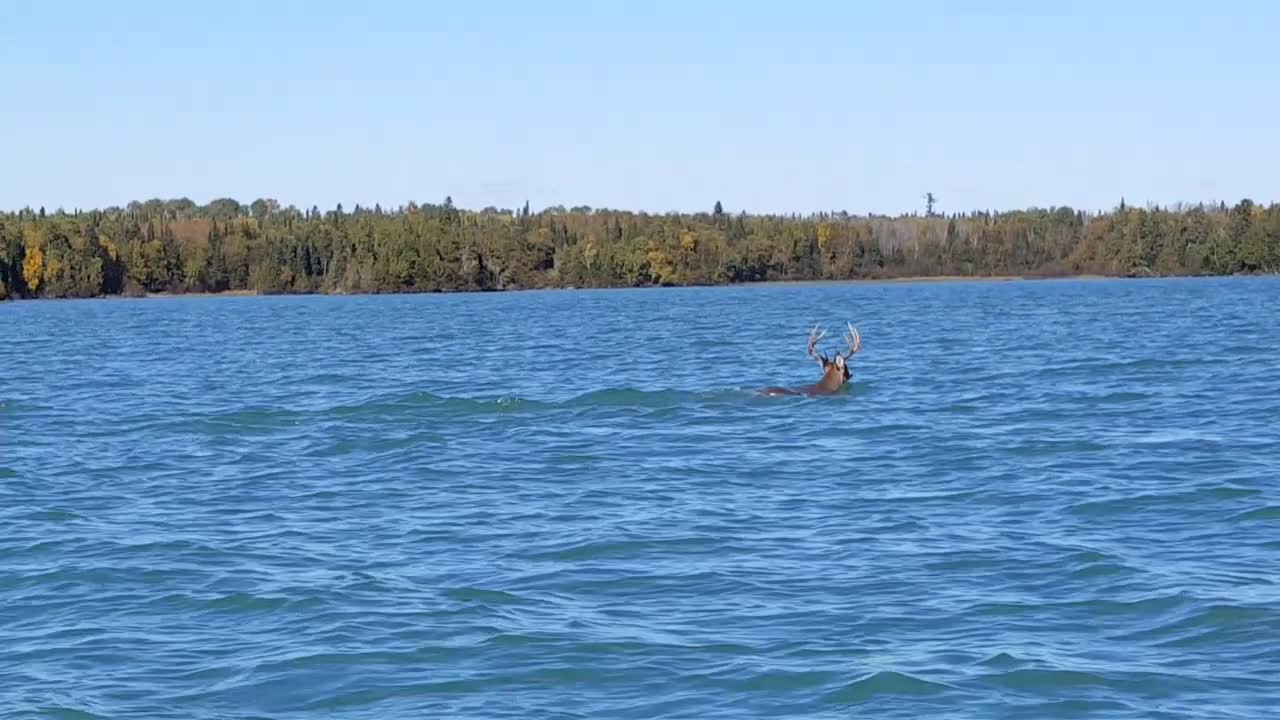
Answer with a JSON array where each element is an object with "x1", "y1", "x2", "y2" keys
[{"x1": 760, "y1": 323, "x2": 861, "y2": 397}]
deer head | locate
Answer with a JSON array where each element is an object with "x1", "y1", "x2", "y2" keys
[
  {"x1": 806, "y1": 322, "x2": 861, "y2": 392},
  {"x1": 759, "y1": 322, "x2": 864, "y2": 397}
]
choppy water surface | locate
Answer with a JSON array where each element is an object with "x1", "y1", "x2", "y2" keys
[{"x1": 3, "y1": 277, "x2": 1279, "y2": 719}]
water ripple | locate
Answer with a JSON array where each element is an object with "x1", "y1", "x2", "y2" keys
[{"x1": 2, "y1": 278, "x2": 1279, "y2": 719}]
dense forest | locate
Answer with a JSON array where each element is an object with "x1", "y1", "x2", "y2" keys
[{"x1": 1, "y1": 196, "x2": 1278, "y2": 300}]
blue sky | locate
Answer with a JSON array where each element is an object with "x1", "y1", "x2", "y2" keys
[{"x1": 2, "y1": 0, "x2": 1275, "y2": 215}]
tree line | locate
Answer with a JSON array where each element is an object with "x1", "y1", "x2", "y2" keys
[{"x1": 1, "y1": 196, "x2": 1278, "y2": 300}]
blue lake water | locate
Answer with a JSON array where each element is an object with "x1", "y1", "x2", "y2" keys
[{"x1": 2, "y1": 277, "x2": 1279, "y2": 719}]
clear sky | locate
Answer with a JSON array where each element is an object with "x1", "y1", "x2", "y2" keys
[{"x1": 2, "y1": 0, "x2": 1275, "y2": 216}]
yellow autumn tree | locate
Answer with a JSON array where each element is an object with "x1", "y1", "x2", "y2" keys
[
  {"x1": 99, "y1": 233, "x2": 118, "y2": 261},
  {"x1": 817, "y1": 223, "x2": 832, "y2": 251},
  {"x1": 646, "y1": 240, "x2": 677, "y2": 285},
  {"x1": 22, "y1": 223, "x2": 46, "y2": 293},
  {"x1": 680, "y1": 231, "x2": 697, "y2": 253}
]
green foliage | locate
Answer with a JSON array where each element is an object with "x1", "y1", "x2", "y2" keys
[
  {"x1": 0, "y1": 218, "x2": 12, "y2": 299},
  {"x1": 0, "y1": 198, "x2": 1277, "y2": 300}
]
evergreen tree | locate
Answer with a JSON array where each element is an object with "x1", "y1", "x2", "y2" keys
[{"x1": 1, "y1": 197, "x2": 1277, "y2": 300}]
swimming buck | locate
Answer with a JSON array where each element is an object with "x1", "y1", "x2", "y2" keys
[{"x1": 760, "y1": 323, "x2": 862, "y2": 397}]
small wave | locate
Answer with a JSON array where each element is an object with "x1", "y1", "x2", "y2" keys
[
  {"x1": 1062, "y1": 550, "x2": 1142, "y2": 581},
  {"x1": 821, "y1": 671, "x2": 954, "y2": 703},
  {"x1": 1024, "y1": 699, "x2": 1137, "y2": 715},
  {"x1": 544, "y1": 452, "x2": 606, "y2": 466},
  {"x1": 484, "y1": 632, "x2": 544, "y2": 648},
  {"x1": 1221, "y1": 344, "x2": 1272, "y2": 356},
  {"x1": 207, "y1": 408, "x2": 301, "y2": 428},
  {"x1": 561, "y1": 387, "x2": 750, "y2": 409},
  {"x1": 1128, "y1": 428, "x2": 1222, "y2": 445},
  {"x1": 131, "y1": 408, "x2": 305, "y2": 437},
  {"x1": 728, "y1": 668, "x2": 840, "y2": 692},
  {"x1": 1085, "y1": 391, "x2": 1152, "y2": 405},
  {"x1": 858, "y1": 422, "x2": 930, "y2": 436},
  {"x1": 295, "y1": 371, "x2": 359, "y2": 386},
  {"x1": 278, "y1": 380, "x2": 887, "y2": 423},
  {"x1": 1115, "y1": 602, "x2": 1276, "y2": 647},
  {"x1": 318, "y1": 390, "x2": 553, "y2": 419},
  {"x1": 1232, "y1": 506, "x2": 1280, "y2": 522},
  {"x1": 319, "y1": 386, "x2": 761, "y2": 419},
  {"x1": 204, "y1": 591, "x2": 292, "y2": 613},
  {"x1": 1005, "y1": 439, "x2": 1107, "y2": 457},
  {"x1": 1206, "y1": 485, "x2": 1262, "y2": 500},
  {"x1": 443, "y1": 587, "x2": 529, "y2": 605},
  {"x1": 0, "y1": 401, "x2": 55, "y2": 415},
  {"x1": 524, "y1": 535, "x2": 718, "y2": 562},
  {"x1": 982, "y1": 667, "x2": 1111, "y2": 690},
  {"x1": 1075, "y1": 593, "x2": 1192, "y2": 618},
  {"x1": 17, "y1": 509, "x2": 82, "y2": 523},
  {"x1": 309, "y1": 431, "x2": 448, "y2": 458},
  {"x1": 1040, "y1": 357, "x2": 1214, "y2": 378},
  {"x1": 39, "y1": 708, "x2": 107, "y2": 720},
  {"x1": 976, "y1": 651, "x2": 1027, "y2": 669},
  {"x1": 1068, "y1": 492, "x2": 1194, "y2": 517}
]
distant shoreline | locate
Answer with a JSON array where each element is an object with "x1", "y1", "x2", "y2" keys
[
  {"x1": 7, "y1": 271, "x2": 1263, "y2": 303},
  {"x1": 5, "y1": 196, "x2": 1273, "y2": 302},
  {"x1": 731, "y1": 273, "x2": 1113, "y2": 287}
]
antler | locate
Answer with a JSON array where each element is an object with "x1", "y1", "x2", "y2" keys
[
  {"x1": 841, "y1": 322, "x2": 861, "y2": 359},
  {"x1": 807, "y1": 325, "x2": 828, "y2": 364}
]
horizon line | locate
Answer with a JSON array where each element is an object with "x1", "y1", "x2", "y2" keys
[{"x1": 4, "y1": 194, "x2": 1271, "y2": 220}]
